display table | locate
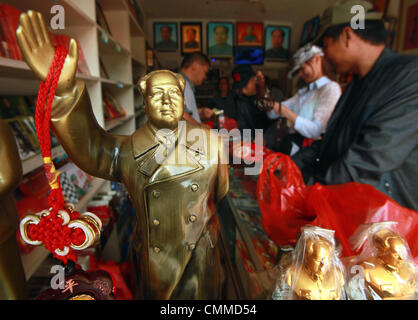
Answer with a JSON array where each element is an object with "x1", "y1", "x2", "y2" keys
[{"x1": 217, "y1": 166, "x2": 282, "y2": 299}]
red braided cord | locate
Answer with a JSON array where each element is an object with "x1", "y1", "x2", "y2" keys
[{"x1": 28, "y1": 45, "x2": 85, "y2": 264}]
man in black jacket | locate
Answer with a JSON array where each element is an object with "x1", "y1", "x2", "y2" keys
[{"x1": 293, "y1": 0, "x2": 418, "y2": 210}]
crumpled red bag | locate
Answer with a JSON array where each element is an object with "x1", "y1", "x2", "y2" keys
[
  {"x1": 257, "y1": 153, "x2": 418, "y2": 263},
  {"x1": 231, "y1": 141, "x2": 275, "y2": 164}
]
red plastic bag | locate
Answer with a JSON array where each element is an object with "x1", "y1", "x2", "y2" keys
[
  {"x1": 256, "y1": 153, "x2": 418, "y2": 263},
  {"x1": 257, "y1": 153, "x2": 313, "y2": 246}
]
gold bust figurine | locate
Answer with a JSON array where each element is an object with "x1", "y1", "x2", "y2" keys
[
  {"x1": 357, "y1": 228, "x2": 416, "y2": 300},
  {"x1": 0, "y1": 119, "x2": 28, "y2": 299},
  {"x1": 284, "y1": 227, "x2": 345, "y2": 300},
  {"x1": 16, "y1": 11, "x2": 229, "y2": 299}
]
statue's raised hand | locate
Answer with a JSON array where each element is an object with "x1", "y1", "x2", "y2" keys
[{"x1": 16, "y1": 10, "x2": 78, "y2": 96}]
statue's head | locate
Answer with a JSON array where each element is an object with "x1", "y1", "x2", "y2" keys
[
  {"x1": 138, "y1": 70, "x2": 186, "y2": 130},
  {"x1": 373, "y1": 229, "x2": 409, "y2": 269},
  {"x1": 304, "y1": 236, "x2": 333, "y2": 277}
]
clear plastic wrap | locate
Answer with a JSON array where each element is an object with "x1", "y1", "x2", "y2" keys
[
  {"x1": 272, "y1": 225, "x2": 346, "y2": 300},
  {"x1": 346, "y1": 221, "x2": 417, "y2": 300}
]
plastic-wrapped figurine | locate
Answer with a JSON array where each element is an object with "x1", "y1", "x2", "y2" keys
[
  {"x1": 272, "y1": 226, "x2": 345, "y2": 300},
  {"x1": 347, "y1": 222, "x2": 417, "y2": 300}
]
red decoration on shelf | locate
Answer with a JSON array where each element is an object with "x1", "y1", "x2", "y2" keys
[{"x1": 19, "y1": 45, "x2": 101, "y2": 264}]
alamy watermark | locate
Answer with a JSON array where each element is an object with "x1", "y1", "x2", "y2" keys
[
  {"x1": 50, "y1": 5, "x2": 65, "y2": 30},
  {"x1": 351, "y1": 5, "x2": 366, "y2": 30}
]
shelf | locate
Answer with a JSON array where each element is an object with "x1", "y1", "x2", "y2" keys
[
  {"x1": 97, "y1": 25, "x2": 131, "y2": 57},
  {"x1": 75, "y1": 177, "x2": 107, "y2": 211},
  {"x1": 0, "y1": 57, "x2": 99, "y2": 82},
  {"x1": 100, "y1": 78, "x2": 133, "y2": 88},
  {"x1": 22, "y1": 145, "x2": 66, "y2": 176},
  {"x1": 19, "y1": 177, "x2": 107, "y2": 280},
  {"x1": 104, "y1": 114, "x2": 134, "y2": 131},
  {"x1": 20, "y1": 246, "x2": 50, "y2": 281}
]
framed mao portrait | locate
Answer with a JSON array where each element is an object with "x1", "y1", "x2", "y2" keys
[
  {"x1": 265, "y1": 25, "x2": 291, "y2": 61},
  {"x1": 300, "y1": 16, "x2": 320, "y2": 46},
  {"x1": 397, "y1": 0, "x2": 418, "y2": 54},
  {"x1": 236, "y1": 22, "x2": 263, "y2": 46},
  {"x1": 154, "y1": 22, "x2": 178, "y2": 52},
  {"x1": 207, "y1": 22, "x2": 234, "y2": 58},
  {"x1": 181, "y1": 22, "x2": 202, "y2": 55}
]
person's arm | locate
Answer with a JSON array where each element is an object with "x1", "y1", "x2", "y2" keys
[
  {"x1": 321, "y1": 68, "x2": 418, "y2": 190},
  {"x1": 183, "y1": 111, "x2": 201, "y2": 125},
  {"x1": 268, "y1": 94, "x2": 299, "y2": 120},
  {"x1": 293, "y1": 82, "x2": 341, "y2": 139},
  {"x1": 183, "y1": 81, "x2": 202, "y2": 124}
]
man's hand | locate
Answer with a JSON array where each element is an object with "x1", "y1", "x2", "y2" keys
[{"x1": 16, "y1": 10, "x2": 78, "y2": 96}]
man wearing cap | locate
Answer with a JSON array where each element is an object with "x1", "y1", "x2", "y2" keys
[
  {"x1": 232, "y1": 64, "x2": 271, "y2": 137},
  {"x1": 292, "y1": 0, "x2": 418, "y2": 210},
  {"x1": 267, "y1": 44, "x2": 341, "y2": 155}
]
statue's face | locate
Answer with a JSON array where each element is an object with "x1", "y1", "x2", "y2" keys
[
  {"x1": 380, "y1": 237, "x2": 409, "y2": 269},
  {"x1": 145, "y1": 72, "x2": 184, "y2": 129},
  {"x1": 305, "y1": 240, "x2": 332, "y2": 276}
]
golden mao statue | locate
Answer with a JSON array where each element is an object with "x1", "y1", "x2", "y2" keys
[
  {"x1": 16, "y1": 11, "x2": 229, "y2": 299},
  {"x1": 0, "y1": 119, "x2": 28, "y2": 299},
  {"x1": 283, "y1": 227, "x2": 345, "y2": 300},
  {"x1": 357, "y1": 228, "x2": 416, "y2": 300}
]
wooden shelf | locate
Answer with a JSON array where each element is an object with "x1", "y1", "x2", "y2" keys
[
  {"x1": 22, "y1": 145, "x2": 66, "y2": 176},
  {"x1": 19, "y1": 177, "x2": 106, "y2": 280},
  {"x1": 100, "y1": 77, "x2": 133, "y2": 88},
  {"x1": 0, "y1": 57, "x2": 99, "y2": 82},
  {"x1": 75, "y1": 177, "x2": 107, "y2": 211},
  {"x1": 97, "y1": 25, "x2": 131, "y2": 57},
  {"x1": 104, "y1": 114, "x2": 134, "y2": 131}
]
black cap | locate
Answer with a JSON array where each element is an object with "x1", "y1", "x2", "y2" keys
[{"x1": 232, "y1": 64, "x2": 255, "y2": 89}]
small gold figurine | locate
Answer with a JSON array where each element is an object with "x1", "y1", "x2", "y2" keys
[
  {"x1": 283, "y1": 226, "x2": 345, "y2": 300},
  {"x1": 357, "y1": 227, "x2": 416, "y2": 300},
  {"x1": 16, "y1": 11, "x2": 229, "y2": 299},
  {"x1": 0, "y1": 119, "x2": 28, "y2": 299}
]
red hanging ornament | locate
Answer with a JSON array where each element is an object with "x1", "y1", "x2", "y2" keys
[{"x1": 19, "y1": 46, "x2": 102, "y2": 264}]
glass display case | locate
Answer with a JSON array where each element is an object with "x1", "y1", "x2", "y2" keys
[{"x1": 217, "y1": 165, "x2": 283, "y2": 299}]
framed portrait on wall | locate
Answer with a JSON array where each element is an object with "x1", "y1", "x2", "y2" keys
[
  {"x1": 181, "y1": 22, "x2": 202, "y2": 55},
  {"x1": 154, "y1": 22, "x2": 178, "y2": 51},
  {"x1": 374, "y1": 0, "x2": 389, "y2": 15},
  {"x1": 300, "y1": 16, "x2": 319, "y2": 46},
  {"x1": 236, "y1": 22, "x2": 263, "y2": 46},
  {"x1": 397, "y1": 0, "x2": 418, "y2": 54},
  {"x1": 265, "y1": 25, "x2": 291, "y2": 61},
  {"x1": 207, "y1": 22, "x2": 234, "y2": 57}
]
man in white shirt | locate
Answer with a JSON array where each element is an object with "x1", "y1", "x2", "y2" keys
[
  {"x1": 179, "y1": 53, "x2": 213, "y2": 127},
  {"x1": 267, "y1": 44, "x2": 341, "y2": 155}
]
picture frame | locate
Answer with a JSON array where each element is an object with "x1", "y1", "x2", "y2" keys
[
  {"x1": 397, "y1": 0, "x2": 418, "y2": 54},
  {"x1": 300, "y1": 16, "x2": 319, "y2": 46},
  {"x1": 236, "y1": 22, "x2": 263, "y2": 46},
  {"x1": 265, "y1": 25, "x2": 291, "y2": 61},
  {"x1": 180, "y1": 22, "x2": 202, "y2": 55},
  {"x1": 207, "y1": 22, "x2": 234, "y2": 58},
  {"x1": 154, "y1": 22, "x2": 178, "y2": 52},
  {"x1": 374, "y1": 0, "x2": 389, "y2": 16}
]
